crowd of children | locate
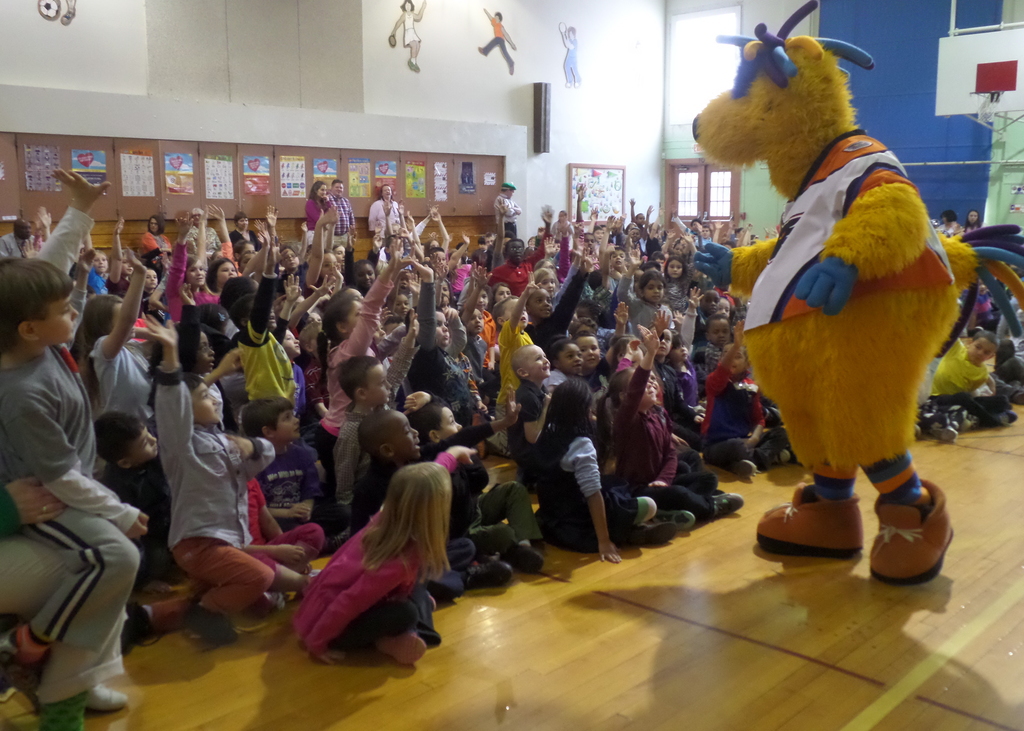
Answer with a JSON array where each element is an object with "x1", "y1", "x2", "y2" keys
[{"x1": 1, "y1": 174, "x2": 1015, "y2": 730}]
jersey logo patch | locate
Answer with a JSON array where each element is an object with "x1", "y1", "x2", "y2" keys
[{"x1": 843, "y1": 140, "x2": 873, "y2": 152}]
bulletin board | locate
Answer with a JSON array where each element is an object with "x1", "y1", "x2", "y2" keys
[
  {"x1": 454, "y1": 155, "x2": 505, "y2": 217},
  {"x1": 198, "y1": 141, "x2": 240, "y2": 215},
  {"x1": 18, "y1": 134, "x2": 118, "y2": 222},
  {"x1": 0, "y1": 133, "x2": 21, "y2": 222},
  {"x1": 1, "y1": 130, "x2": 507, "y2": 231},
  {"x1": 159, "y1": 140, "x2": 202, "y2": 217},
  {"x1": 568, "y1": 163, "x2": 627, "y2": 221},
  {"x1": 238, "y1": 144, "x2": 274, "y2": 218}
]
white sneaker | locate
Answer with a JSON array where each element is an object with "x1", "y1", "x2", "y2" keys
[{"x1": 86, "y1": 684, "x2": 128, "y2": 712}]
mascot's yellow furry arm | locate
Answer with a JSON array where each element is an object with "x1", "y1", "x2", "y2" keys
[{"x1": 694, "y1": 0, "x2": 1024, "y2": 585}]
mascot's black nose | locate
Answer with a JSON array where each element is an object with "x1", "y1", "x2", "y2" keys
[{"x1": 692, "y1": 114, "x2": 700, "y2": 141}]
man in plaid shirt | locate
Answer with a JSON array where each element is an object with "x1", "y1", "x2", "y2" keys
[{"x1": 327, "y1": 179, "x2": 356, "y2": 249}]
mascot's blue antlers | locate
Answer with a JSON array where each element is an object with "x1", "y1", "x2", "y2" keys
[{"x1": 693, "y1": 0, "x2": 1024, "y2": 584}]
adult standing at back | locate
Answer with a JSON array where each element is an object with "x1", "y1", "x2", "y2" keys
[
  {"x1": 306, "y1": 181, "x2": 332, "y2": 250},
  {"x1": 229, "y1": 211, "x2": 260, "y2": 249},
  {"x1": 495, "y1": 182, "x2": 522, "y2": 240},
  {"x1": 326, "y1": 179, "x2": 356, "y2": 251},
  {"x1": 0, "y1": 219, "x2": 33, "y2": 258},
  {"x1": 368, "y1": 184, "x2": 402, "y2": 234}
]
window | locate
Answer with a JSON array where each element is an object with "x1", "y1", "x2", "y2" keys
[
  {"x1": 708, "y1": 171, "x2": 733, "y2": 217},
  {"x1": 668, "y1": 6, "x2": 741, "y2": 126},
  {"x1": 677, "y1": 171, "x2": 699, "y2": 218}
]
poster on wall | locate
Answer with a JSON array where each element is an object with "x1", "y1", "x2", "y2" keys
[
  {"x1": 1012, "y1": 204, "x2": 1023, "y2": 213},
  {"x1": 348, "y1": 158, "x2": 371, "y2": 197},
  {"x1": 484, "y1": 172, "x2": 497, "y2": 186},
  {"x1": 120, "y1": 151, "x2": 155, "y2": 197},
  {"x1": 243, "y1": 156, "x2": 271, "y2": 196},
  {"x1": 1012, "y1": 184, "x2": 1024, "y2": 195},
  {"x1": 23, "y1": 144, "x2": 61, "y2": 192},
  {"x1": 0, "y1": 161, "x2": 4, "y2": 182},
  {"x1": 374, "y1": 160, "x2": 397, "y2": 196},
  {"x1": 313, "y1": 158, "x2": 338, "y2": 184},
  {"x1": 459, "y1": 162, "x2": 476, "y2": 194},
  {"x1": 279, "y1": 156, "x2": 306, "y2": 198},
  {"x1": 204, "y1": 155, "x2": 234, "y2": 199},
  {"x1": 71, "y1": 150, "x2": 106, "y2": 185},
  {"x1": 568, "y1": 164, "x2": 626, "y2": 220},
  {"x1": 164, "y1": 153, "x2": 194, "y2": 195},
  {"x1": 433, "y1": 161, "x2": 448, "y2": 202},
  {"x1": 406, "y1": 160, "x2": 426, "y2": 199}
]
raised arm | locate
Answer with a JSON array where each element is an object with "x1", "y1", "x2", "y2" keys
[
  {"x1": 411, "y1": 260, "x2": 437, "y2": 351},
  {"x1": 39, "y1": 170, "x2": 109, "y2": 273},
  {"x1": 101, "y1": 251, "x2": 147, "y2": 360},
  {"x1": 207, "y1": 205, "x2": 233, "y2": 260},
  {"x1": 197, "y1": 208, "x2": 210, "y2": 269},
  {"x1": 108, "y1": 217, "x2": 125, "y2": 284}
]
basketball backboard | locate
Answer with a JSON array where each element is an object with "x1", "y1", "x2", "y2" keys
[{"x1": 936, "y1": 27, "x2": 1024, "y2": 117}]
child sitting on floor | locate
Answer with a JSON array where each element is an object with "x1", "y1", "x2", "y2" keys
[
  {"x1": 406, "y1": 394, "x2": 544, "y2": 574},
  {"x1": 293, "y1": 462, "x2": 452, "y2": 666},
  {"x1": 241, "y1": 398, "x2": 349, "y2": 543},
  {"x1": 701, "y1": 321, "x2": 792, "y2": 478},
  {"x1": 600, "y1": 326, "x2": 739, "y2": 527},
  {"x1": 528, "y1": 377, "x2": 678, "y2": 561},
  {"x1": 919, "y1": 330, "x2": 1015, "y2": 441},
  {"x1": 95, "y1": 412, "x2": 174, "y2": 591},
  {"x1": 149, "y1": 316, "x2": 283, "y2": 647}
]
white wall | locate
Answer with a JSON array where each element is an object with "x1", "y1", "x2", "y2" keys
[
  {"x1": 0, "y1": 0, "x2": 148, "y2": 95},
  {"x1": 0, "y1": 0, "x2": 666, "y2": 223},
  {"x1": 362, "y1": 0, "x2": 667, "y2": 217}
]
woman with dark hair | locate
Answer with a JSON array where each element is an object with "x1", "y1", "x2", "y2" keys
[
  {"x1": 368, "y1": 183, "x2": 401, "y2": 234},
  {"x1": 938, "y1": 209, "x2": 961, "y2": 237},
  {"x1": 964, "y1": 209, "x2": 983, "y2": 233},
  {"x1": 306, "y1": 181, "x2": 332, "y2": 252},
  {"x1": 139, "y1": 213, "x2": 171, "y2": 255},
  {"x1": 229, "y1": 211, "x2": 260, "y2": 248}
]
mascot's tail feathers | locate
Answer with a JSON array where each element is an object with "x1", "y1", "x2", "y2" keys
[{"x1": 940, "y1": 224, "x2": 1024, "y2": 354}]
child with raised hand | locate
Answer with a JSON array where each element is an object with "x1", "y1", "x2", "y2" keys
[
  {"x1": 524, "y1": 251, "x2": 592, "y2": 354},
  {"x1": 702, "y1": 321, "x2": 792, "y2": 478},
  {"x1": 528, "y1": 378, "x2": 677, "y2": 560},
  {"x1": 294, "y1": 462, "x2": 452, "y2": 666},
  {"x1": 407, "y1": 260, "x2": 484, "y2": 427},
  {"x1": 0, "y1": 169, "x2": 142, "y2": 722},
  {"x1": 316, "y1": 238, "x2": 406, "y2": 502},
  {"x1": 406, "y1": 391, "x2": 544, "y2": 574},
  {"x1": 148, "y1": 316, "x2": 281, "y2": 647},
  {"x1": 601, "y1": 326, "x2": 736, "y2": 527},
  {"x1": 617, "y1": 244, "x2": 672, "y2": 333}
]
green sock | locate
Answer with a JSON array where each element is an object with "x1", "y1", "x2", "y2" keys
[{"x1": 39, "y1": 691, "x2": 88, "y2": 731}]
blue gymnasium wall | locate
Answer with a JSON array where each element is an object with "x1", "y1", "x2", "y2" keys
[{"x1": 819, "y1": 0, "x2": 1001, "y2": 222}]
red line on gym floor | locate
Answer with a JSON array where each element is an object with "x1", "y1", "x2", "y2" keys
[
  {"x1": 592, "y1": 589, "x2": 886, "y2": 687},
  {"x1": 914, "y1": 696, "x2": 1023, "y2": 731}
]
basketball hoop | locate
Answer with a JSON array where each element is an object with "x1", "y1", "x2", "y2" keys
[{"x1": 972, "y1": 91, "x2": 1003, "y2": 123}]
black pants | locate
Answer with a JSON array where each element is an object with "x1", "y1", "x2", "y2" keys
[
  {"x1": 425, "y1": 537, "x2": 476, "y2": 603},
  {"x1": 996, "y1": 356, "x2": 1024, "y2": 385},
  {"x1": 704, "y1": 427, "x2": 790, "y2": 474},
  {"x1": 503, "y1": 221, "x2": 517, "y2": 240},
  {"x1": 135, "y1": 535, "x2": 175, "y2": 589},
  {"x1": 314, "y1": 423, "x2": 338, "y2": 504},
  {"x1": 930, "y1": 392, "x2": 1012, "y2": 429},
  {"x1": 328, "y1": 583, "x2": 440, "y2": 651}
]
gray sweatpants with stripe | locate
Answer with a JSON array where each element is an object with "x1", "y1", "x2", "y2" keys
[{"x1": 24, "y1": 508, "x2": 138, "y2": 652}]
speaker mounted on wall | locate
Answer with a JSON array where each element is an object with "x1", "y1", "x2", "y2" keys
[{"x1": 533, "y1": 82, "x2": 551, "y2": 154}]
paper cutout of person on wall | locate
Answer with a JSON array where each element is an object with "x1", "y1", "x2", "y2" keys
[
  {"x1": 479, "y1": 9, "x2": 517, "y2": 76},
  {"x1": 559, "y1": 22, "x2": 580, "y2": 88},
  {"x1": 390, "y1": 1, "x2": 426, "y2": 73}
]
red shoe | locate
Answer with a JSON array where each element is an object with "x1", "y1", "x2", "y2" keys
[
  {"x1": 757, "y1": 485, "x2": 863, "y2": 558},
  {"x1": 870, "y1": 481, "x2": 953, "y2": 585}
]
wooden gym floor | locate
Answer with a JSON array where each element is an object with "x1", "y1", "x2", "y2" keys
[{"x1": 5, "y1": 420, "x2": 1024, "y2": 731}]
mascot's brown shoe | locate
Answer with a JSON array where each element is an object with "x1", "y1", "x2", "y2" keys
[
  {"x1": 757, "y1": 485, "x2": 863, "y2": 558},
  {"x1": 870, "y1": 481, "x2": 953, "y2": 585}
]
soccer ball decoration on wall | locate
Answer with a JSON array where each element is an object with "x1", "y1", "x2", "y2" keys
[{"x1": 38, "y1": 0, "x2": 76, "y2": 25}]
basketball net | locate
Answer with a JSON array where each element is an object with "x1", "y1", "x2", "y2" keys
[{"x1": 972, "y1": 91, "x2": 1002, "y2": 124}]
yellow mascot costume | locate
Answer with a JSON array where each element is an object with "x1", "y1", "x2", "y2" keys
[{"x1": 693, "y1": 0, "x2": 1024, "y2": 584}]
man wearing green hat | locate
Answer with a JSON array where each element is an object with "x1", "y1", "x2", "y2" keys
[{"x1": 495, "y1": 182, "x2": 522, "y2": 240}]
